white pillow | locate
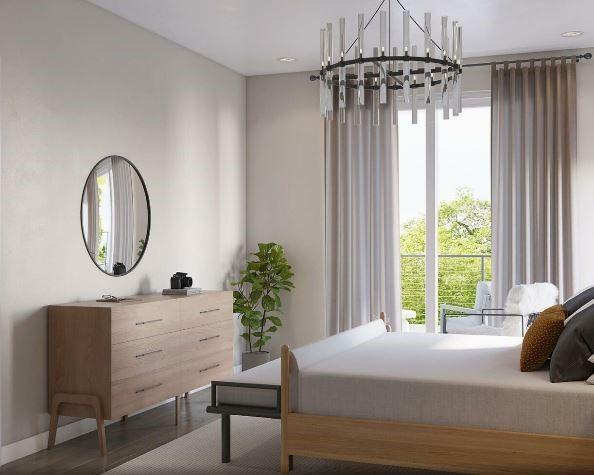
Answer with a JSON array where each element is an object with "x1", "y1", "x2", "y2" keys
[{"x1": 588, "y1": 355, "x2": 594, "y2": 385}]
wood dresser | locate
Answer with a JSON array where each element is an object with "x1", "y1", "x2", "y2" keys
[{"x1": 47, "y1": 291, "x2": 233, "y2": 454}]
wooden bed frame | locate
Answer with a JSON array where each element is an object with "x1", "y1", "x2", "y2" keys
[{"x1": 280, "y1": 340, "x2": 594, "y2": 474}]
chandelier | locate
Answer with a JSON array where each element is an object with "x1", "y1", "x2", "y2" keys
[{"x1": 316, "y1": 1, "x2": 463, "y2": 125}]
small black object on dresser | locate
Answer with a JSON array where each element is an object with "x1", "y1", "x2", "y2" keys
[{"x1": 170, "y1": 272, "x2": 193, "y2": 289}]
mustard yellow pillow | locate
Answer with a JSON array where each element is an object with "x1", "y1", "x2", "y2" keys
[{"x1": 520, "y1": 304, "x2": 567, "y2": 372}]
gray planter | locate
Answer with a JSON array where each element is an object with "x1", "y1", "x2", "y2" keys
[{"x1": 242, "y1": 351, "x2": 270, "y2": 371}]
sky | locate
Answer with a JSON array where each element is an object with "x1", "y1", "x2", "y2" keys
[{"x1": 398, "y1": 105, "x2": 491, "y2": 225}]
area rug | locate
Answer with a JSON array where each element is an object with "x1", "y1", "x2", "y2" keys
[{"x1": 107, "y1": 415, "x2": 439, "y2": 474}]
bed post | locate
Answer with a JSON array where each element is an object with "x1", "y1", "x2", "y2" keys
[
  {"x1": 380, "y1": 312, "x2": 392, "y2": 332},
  {"x1": 281, "y1": 344, "x2": 291, "y2": 474}
]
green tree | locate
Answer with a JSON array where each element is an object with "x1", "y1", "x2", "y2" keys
[{"x1": 401, "y1": 188, "x2": 491, "y2": 323}]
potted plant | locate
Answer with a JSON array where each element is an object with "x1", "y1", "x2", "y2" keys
[{"x1": 232, "y1": 243, "x2": 294, "y2": 370}]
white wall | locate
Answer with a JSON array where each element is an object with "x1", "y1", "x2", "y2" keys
[
  {"x1": 0, "y1": 0, "x2": 246, "y2": 448},
  {"x1": 245, "y1": 51, "x2": 594, "y2": 354},
  {"x1": 246, "y1": 72, "x2": 325, "y2": 357}
]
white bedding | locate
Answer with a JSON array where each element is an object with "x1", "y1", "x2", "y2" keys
[
  {"x1": 297, "y1": 332, "x2": 594, "y2": 438},
  {"x1": 217, "y1": 320, "x2": 387, "y2": 408}
]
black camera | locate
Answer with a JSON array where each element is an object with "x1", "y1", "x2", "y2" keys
[
  {"x1": 113, "y1": 262, "x2": 127, "y2": 276},
  {"x1": 170, "y1": 272, "x2": 193, "y2": 289}
]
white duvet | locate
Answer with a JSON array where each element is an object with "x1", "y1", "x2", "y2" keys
[{"x1": 296, "y1": 332, "x2": 594, "y2": 438}]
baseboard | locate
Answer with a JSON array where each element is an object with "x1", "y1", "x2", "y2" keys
[
  {"x1": 1, "y1": 364, "x2": 242, "y2": 465},
  {"x1": 1, "y1": 417, "x2": 100, "y2": 465}
]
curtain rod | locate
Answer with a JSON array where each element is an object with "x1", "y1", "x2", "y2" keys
[{"x1": 464, "y1": 52, "x2": 591, "y2": 68}]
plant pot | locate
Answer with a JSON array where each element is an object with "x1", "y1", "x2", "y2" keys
[{"x1": 242, "y1": 351, "x2": 270, "y2": 371}]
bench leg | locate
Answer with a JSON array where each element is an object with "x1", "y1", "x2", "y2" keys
[
  {"x1": 222, "y1": 414, "x2": 230, "y2": 463},
  {"x1": 289, "y1": 454, "x2": 294, "y2": 471}
]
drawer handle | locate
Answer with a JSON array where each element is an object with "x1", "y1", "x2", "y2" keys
[
  {"x1": 199, "y1": 334, "x2": 220, "y2": 342},
  {"x1": 135, "y1": 349, "x2": 163, "y2": 358},
  {"x1": 135, "y1": 382, "x2": 163, "y2": 394},
  {"x1": 199, "y1": 308, "x2": 220, "y2": 314},
  {"x1": 199, "y1": 363, "x2": 220, "y2": 373},
  {"x1": 135, "y1": 318, "x2": 163, "y2": 326}
]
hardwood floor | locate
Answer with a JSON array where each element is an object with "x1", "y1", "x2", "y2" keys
[{"x1": 1, "y1": 388, "x2": 217, "y2": 474}]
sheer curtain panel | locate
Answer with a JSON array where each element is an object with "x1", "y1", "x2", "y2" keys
[
  {"x1": 111, "y1": 156, "x2": 135, "y2": 270},
  {"x1": 325, "y1": 89, "x2": 402, "y2": 334},
  {"x1": 491, "y1": 59, "x2": 577, "y2": 306}
]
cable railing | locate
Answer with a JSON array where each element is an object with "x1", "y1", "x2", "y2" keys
[{"x1": 401, "y1": 253, "x2": 491, "y2": 323}]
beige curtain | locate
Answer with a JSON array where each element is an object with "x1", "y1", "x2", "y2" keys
[
  {"x1": 491, "y1": 59, "x2": 577, "y2": 307},
  {"x1": 325, "y1": 88, "x2": 402, "y2": 334}
]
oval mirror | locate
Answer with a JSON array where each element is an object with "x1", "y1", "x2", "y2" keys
[{"x1": 81, "y1": 156, "x2": 150, "y2": 276}]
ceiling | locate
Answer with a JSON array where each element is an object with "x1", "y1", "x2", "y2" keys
[{"x1": 89, "y1": 0, "x2": 594, "y2": 76}]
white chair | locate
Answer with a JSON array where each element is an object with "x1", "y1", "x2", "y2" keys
[
  {"x1": 441, "y1": 281, "x2": 499, "y2": 335},
  {"x1": 401, "y1": 309, "x2": 416, "y2": 332},
  {"x1": 442, "y1": 282, "x2": 559, "y2": 336}
]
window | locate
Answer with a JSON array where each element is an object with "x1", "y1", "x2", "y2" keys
[
  {"x1": 97, "y1": 169, "x2": 114, "y2": 272},
  {"x1": 437, "y1": 100, "x2": 491, "y2": 316},
  {"x1": 398, "y1": 108, "x2": 426, "y2": 328},
  {"x1": 399, "y1": 95, "x2": 491, "y2": 331}
]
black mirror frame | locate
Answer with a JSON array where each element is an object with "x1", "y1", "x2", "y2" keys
[{"x1": 80, "y1": 155, "x2": 151, "y2": 277}]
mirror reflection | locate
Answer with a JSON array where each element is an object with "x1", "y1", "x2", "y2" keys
[{"x1": 81, "y1": 156, "x2": 150, "y2": 276}]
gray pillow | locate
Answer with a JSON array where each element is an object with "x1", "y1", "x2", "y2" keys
[
  {"x1": 563, "y1": 285, "x2": 594, "y2": 316},
  {"x1": 550, "y1": 303, "x2": 594, "y2": 382}
]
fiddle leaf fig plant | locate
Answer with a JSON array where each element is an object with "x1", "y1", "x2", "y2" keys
[{"x1": 232, "y1": 243, "x2": 294, "y2": 353}]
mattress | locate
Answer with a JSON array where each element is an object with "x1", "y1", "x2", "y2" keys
[
  {"x1": 216, "y1": 319, "x2": 387, "y2": 408},
  {"x1": 297, "y1": 332, "x2": 594, "y2": 438}
]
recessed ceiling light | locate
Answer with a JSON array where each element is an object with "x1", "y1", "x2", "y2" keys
[
  {"x1": 277, "y1": 57, "x2": 297, "y2": 63},
  {"x1": 562, "y1": 31, "x2": 584, "y2": 37}
]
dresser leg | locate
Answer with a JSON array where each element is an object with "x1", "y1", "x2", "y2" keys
[
  {"x1": 175, "y1": 396, "x2": 181, "y2": 425},
  {"x1": 96, "y1": 417, "x2": 107, "y2": 456},
  {"x1": 87, "y1": 394, "x2": 107, "y2": 456},
  {"x1": 48, "y1": 393, "x2": 106, "y2": 455},
  {"x1": 121, "y1": 415, "x2": 128, "y2": 424},
  {"x1": 184, "y1": 392, "x2": 189, "y2": 398},
  {"x1": 222, "y1": 414, "x2": 230, "y2": 463},
  {"x1": 47, "y1": 397, "x2": 60, "y2": 450}
]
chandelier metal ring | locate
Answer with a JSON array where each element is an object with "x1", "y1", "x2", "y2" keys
[
  {"x1": 316, "y1": 1, "x2": 463, "y2": 125},
  {"x1": 320, "y1": 54, "x2": 461, "y2": 91}
]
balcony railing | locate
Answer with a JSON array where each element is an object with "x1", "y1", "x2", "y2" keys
[{"x1": 401, "y1": 254, "x2": 492, "y2": 324}]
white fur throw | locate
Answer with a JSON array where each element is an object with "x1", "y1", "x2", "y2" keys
[
  {"x1": 502, "y1": 283, "x2": 559, "y2": 337},
  {"x1": 505, "y1": 283, "x2": 559, "y2": 315}
]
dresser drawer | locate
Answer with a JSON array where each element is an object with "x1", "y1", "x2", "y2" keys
[
  {"x1": 111, "y1": 300, "x2": 180, "y2": 344},
  {"x1": 179, "y1": 320, "x2": 234, "y2": 357},
  {"x1": 112, "y1": 331, "x2": 181, "y2": 383},
  {"x1": 180, "y1": 292, "x2": 232, "y2": 330},
  {"x1": 181, "y1": 347, "x2": 233, "y2": 393},
  {"x1": 111, "y1": 365, "x2": 180, "y2": 417}
]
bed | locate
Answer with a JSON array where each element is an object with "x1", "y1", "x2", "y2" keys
[
  {"x1": 295, "y1": 331, "x2": 594, "y2": 438},
  {"x1": 209, "y1": 320, "x2": 594, "y2": 473}
]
